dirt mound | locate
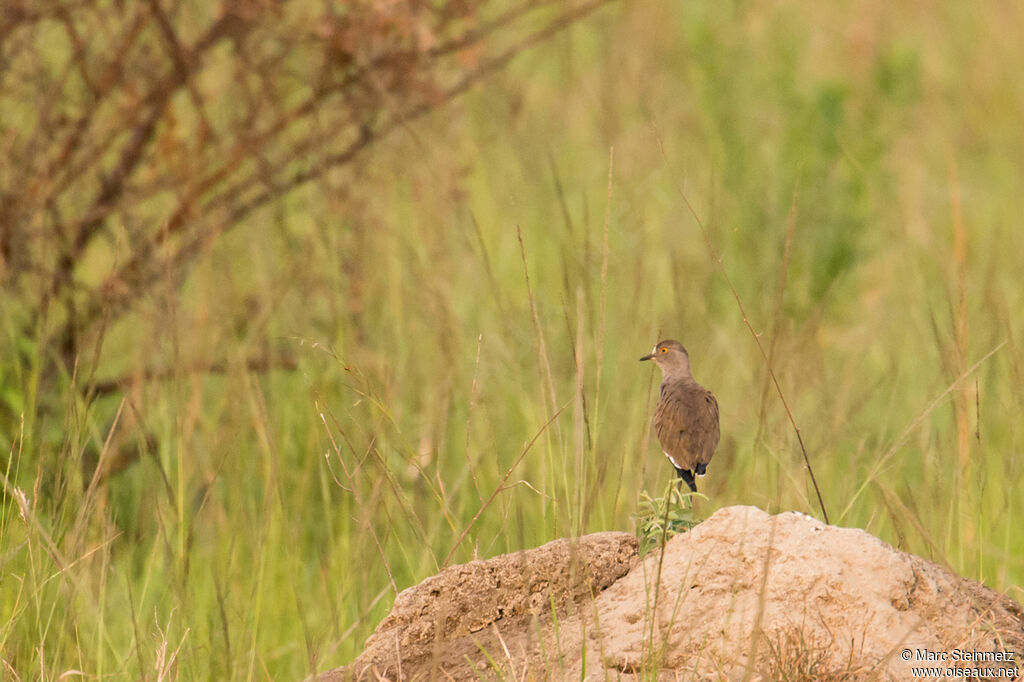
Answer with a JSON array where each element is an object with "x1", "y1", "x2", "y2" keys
[{"x1": 317, "y1": 506, "x2": 1023, "y2": 681}]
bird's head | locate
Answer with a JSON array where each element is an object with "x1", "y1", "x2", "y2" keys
[{"x1": 640, "y1": 339, "x2": 691, "y2": 377}]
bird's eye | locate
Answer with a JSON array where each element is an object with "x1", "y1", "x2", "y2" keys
[{"x1": 659, "y1": 347, "x2": 667, "y2": 353}]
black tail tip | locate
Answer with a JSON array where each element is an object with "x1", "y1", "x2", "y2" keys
[{"x1": 676, "y1": 468, "x2": 697, "y2": 493}]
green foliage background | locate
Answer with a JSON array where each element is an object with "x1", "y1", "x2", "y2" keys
[{"x1": 3, "y1": 1, "x2": 1022, "y2": 679}]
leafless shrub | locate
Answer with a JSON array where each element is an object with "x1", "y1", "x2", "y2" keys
[{"x1": 0, "y1": 0, "x2": 611, "y2": 387}]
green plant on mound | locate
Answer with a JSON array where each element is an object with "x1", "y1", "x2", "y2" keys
[{"x1": 635, "y1": 481, "x2": 703, "y2": 556}]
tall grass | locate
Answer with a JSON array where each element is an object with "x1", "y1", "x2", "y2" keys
[{"x1": 2, "y1": 1, "x2": 1023, "y2": 679}]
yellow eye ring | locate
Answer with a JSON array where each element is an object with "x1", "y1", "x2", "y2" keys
[{"x1": 659, "y1": 347, "x2": 667, "y2": 353}]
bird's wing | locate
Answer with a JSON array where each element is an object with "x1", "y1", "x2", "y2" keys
[
  {"x1": 654, "y1": 382, "x2": 704, "y2": 472},
  {"x1": 695, "y1": 390, "x2": 720, "y2": 466}
]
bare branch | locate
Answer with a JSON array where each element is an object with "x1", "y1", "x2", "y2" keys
[{"x1": 0, "y1": 0, "x2": 617, "y2": 389}]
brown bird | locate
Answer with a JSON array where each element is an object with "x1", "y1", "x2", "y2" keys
[{"x1": 640, "y1": 339, "x2": 720, "y2": 493}]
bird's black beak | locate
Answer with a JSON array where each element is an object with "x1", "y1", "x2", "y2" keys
[{"x1": 639, "y1": 353, "x2": 654, "y2": 362}]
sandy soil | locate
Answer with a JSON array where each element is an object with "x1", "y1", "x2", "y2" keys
[{"x1": 316, "y1": 506, "x2": 1023, "y2": 681}]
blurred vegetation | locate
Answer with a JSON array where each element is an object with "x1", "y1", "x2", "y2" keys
[{"x1": 2, "y1": 0, "x2": 1023, "y2": 679}]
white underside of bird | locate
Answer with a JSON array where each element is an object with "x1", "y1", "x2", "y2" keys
[{"x1": 662, "y1": 450, "x2": 707, "y2": 476}]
